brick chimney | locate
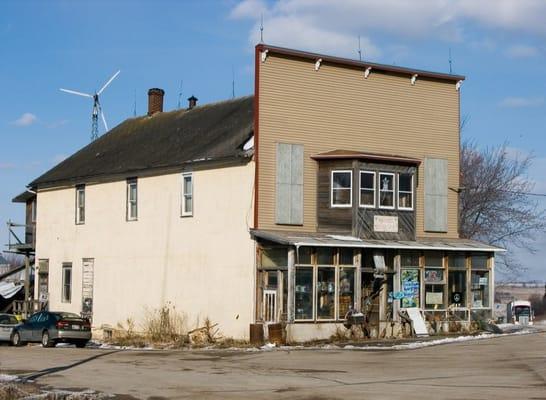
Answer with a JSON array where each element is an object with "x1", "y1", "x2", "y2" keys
[
  {"x1": 187, "y1": 95, "x2": 198, "y2": 110},
  {"x1": 148, "y1": 88, "x2": 165, "y2": 116}
]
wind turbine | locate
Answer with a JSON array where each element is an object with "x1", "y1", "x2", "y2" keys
[{"x1": 60, "y1": 70, "x2": 121, "y2": 141}]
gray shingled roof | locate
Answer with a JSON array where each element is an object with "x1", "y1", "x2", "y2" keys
[{"x1": 30, "y1": 95, "x2": 254, "y2": 187}]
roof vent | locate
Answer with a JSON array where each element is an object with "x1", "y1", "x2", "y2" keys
[
  {"x1": 187, "y1": 95, "x2": 198, "y2": 110},
  {"x1": 147, "y1": 88, "x2": 165, "y2": 116}
]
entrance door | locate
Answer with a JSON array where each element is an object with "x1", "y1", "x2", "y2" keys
[
  {"x1": 81, "y1": 259, "x2": 94, "y2": 321},
  {"x1": 37, "y1": 259, "x2": 49, "y2": 310}
]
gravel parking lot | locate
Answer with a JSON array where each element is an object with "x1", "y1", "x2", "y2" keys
[{"x1": 1, "y1": 331, "x2": 545, "y2": 399}]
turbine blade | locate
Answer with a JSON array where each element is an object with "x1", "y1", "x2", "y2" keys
[
  {"x1": 60, "y1": 88, "x2": 93, "y2": 98},
  {"x1": 100, "y1": 109, "x2": 108, "y2": 131},
  {"x1": 97, "y1": 70, "x2": 121, "y2": 95}
]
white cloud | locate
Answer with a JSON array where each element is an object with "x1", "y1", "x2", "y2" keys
[
  {"x1": 12, "y1": 112, "x2": 37, "y2": 127},
  {"x1": 231, "y1": 0, "x2": 546, "y2": 59},
  {"x1": 505, "y1": 44, "x2": 539, "y2": 58},
  {"x1": 499, "y1": 97, "x2": 544, "y2": 108},
  {"x1": 0, "y1": 162, "x2": 15, "y2": 170}
]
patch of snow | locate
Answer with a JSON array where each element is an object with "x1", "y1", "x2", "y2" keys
[
  {"x1": 326, "y1": 234, "x2": 362, "y2": 242},
  {"x1": 260, "y1": 342, "x2": 276, "y2": 351},
  {"x1": 0, "y1": 374, "x2": 18, "y2": 382}
]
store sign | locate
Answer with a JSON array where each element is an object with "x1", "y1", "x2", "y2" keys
[
  {"x1": 401, "y1": 270, "x2": 419, "y2": 308},
  {"x1": 374, "y1": 216, "x2": 398, "y2": 233}
]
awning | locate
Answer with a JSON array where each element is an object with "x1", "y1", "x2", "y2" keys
[
  {"x1": 0, "y1": 282, "x2": 23, "y2": 299},
  {"x1": 250, "y1": 229, "x2": 505, "y2": 252}
]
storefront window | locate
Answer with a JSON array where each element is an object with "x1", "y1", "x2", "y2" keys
[
  {"x1": 448, "y1": 270, "x2": 466, "y2": 307},
  {"x1": 471, "y1": 270, "x2": 489, "y2": 308},
  {"x1": 401, "y1": 252, "x2": 419, "y2": 269},
  {"x1": 339, "y1": 248, "x2": 353, "y2": 265},
  {"x1": 401, "y1": 269, "x2": 420, "y2": 308},
  {"x1": 338, "y1": 267, "x2": 355, "y2": 318},
  {"x1": 295, "y1": 267, "x2": 313, "y2": 320},
  {"x1": 424, "y1": 253, "x2": 445, "y2": 309},
  {"x1": 298, "y1": 247, "x2": 313, "y2": 265},
  {"x1": 316, "y1": 267, "x2": 335, "y2": 319},
  {"x1": 260, "y1": 247, "x2": 287, "y2": 268},
  {"x1": 471, "y1": 254, "x2": 488, "y2": 270},
  {"x1": 449, "y1": 254, "x2": 466, "y2": 269}
]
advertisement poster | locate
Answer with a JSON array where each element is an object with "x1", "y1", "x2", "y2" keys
[{"x1": 401, "y1": 269, "x2": 420, "y2": 308}]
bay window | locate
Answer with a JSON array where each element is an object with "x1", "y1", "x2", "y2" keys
[
  {"x1": 379, "y1": 173, "x2": 395, "y2": 209},
  {"x1": 359, "y1": 171, "x2": 375, "y2": 208},
  {"x1": 331, "y1": 170, "x2": 352, "y2": 207},
  {"x1": 398, "y1": 173, "x2": 413, "y2": 210}
]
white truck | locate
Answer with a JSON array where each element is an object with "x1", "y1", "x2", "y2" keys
[{"x1": 506, "y1": 300, "x2": 534, "y2": 325}]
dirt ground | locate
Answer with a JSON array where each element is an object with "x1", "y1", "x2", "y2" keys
[{"x1": 1, "y1": 331, "x2": 545, "y2": 400}]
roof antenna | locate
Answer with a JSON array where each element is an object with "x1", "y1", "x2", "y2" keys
[
  {"x1": 177, "y1": 80, "x2": 183, "y2": 109},
  {"x1": 232, "y1": 66, "x2": 235, "y2": 99},
  {"x1": 358, "y1": 35, "x2": 362, "y2": 61},
  {"x1": 260, "y1": 13, "x2": 264, "y2": 43},
  {"x1": 133, "y1": 89, "x2": 137, "y2": 117},
  {"x1": 449, "y1": 48, "x2": 453, "y2": 74}
]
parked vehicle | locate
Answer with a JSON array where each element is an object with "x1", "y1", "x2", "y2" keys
[
  {"x1": 0, "y1": 313, "x2": 19, "y2": 342},
  {"x1": 11, "y1": 311, "x2": 91, "y2": 348},
  {"x1": 506, "y1": 300, "x2": 534, "y2": 325}
]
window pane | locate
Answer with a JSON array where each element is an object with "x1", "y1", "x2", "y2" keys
[
  {"x1": 339, "y1": 267, "x2": 355, "y2": 317},
  {"x1": 333, "y1": 172, "x2": 351, "y2": 189},
  {"x1": 380, "y1": 192, "x2": 393, "y2": 207},
  {"x1": 339, "y1": 248, "x2": 353, "y2": 265},
  {"x1": 425, "y1": 284, "x2": 444, "y2": 309},
  {"x1": 425, "y1": 253, "x2": 443, "y2": 268},
  {"x1": 360, "y1": 172, "x2": 374, "y2": 190},
  {"x1": 449, "y1": 270, "x2": 466, "y2": 306},
  {"x1": 184, "y1": 176, "x2": 192, "y2": 194},
  {"x1": 425, "y1": 269, "x2": 444, "y2": 283},
  {"x1": 401, "y1": 269, "x2": 420, "y2": 308},
  {"x1": 184, "y1": 196, "x2": 192, "y2": 213},
  {"x1": 333, "y1": 189, "x2": 351, "y2": 205},
  {"x1": 399, "y1": 192, "x2": 412, "y2": 209},
  {"x1": 130, "y1": 184, "x2": 137, "y2": 201},
  {"x1": 379, "y1": 174, "x2": 393, "y2": 191},
  {"x1": 401, "y1": 252, "x2": 419, "y2": 268},
  {"x1": 471, "y1": 270, "x2": 489, "y2": 307},
  {"x1": 449, "y1": 254, "x2": 466, "y2": 269},
  {"x1": 298, "y1": 247, "x2": 312, "y2": 265},
  {"x1": 295, "y1": 268, "x2": 313, "y2": 320},
  {"x1": 360, "y1": 190, "x2": 374, "y2": 206},
  {"x1": 317, "y1": 248, "x2": 334, "y2": 265},
  {"x1": 399, "y1": 174, "x2": 412, "y2": 192},
  {"x1": 130, "y1": 202, "x2": 137, "y2": 219},
  {"x1": 471, "y1": 254, "x2": 488, "y2": 270},
  {"x1": 260, "y1": 248, "x2": 288, "y2": 268},
  {"x1": 317, "y1": 267, "x2": 335, "y2": 319}
]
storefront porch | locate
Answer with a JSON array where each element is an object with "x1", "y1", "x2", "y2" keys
[{"x1": 251, "y1": 230, "x2": 504, "y2": 342}]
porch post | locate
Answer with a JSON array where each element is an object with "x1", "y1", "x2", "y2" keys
[
  {"x1": 354, "y1": 249, "x2": 362, "y2": 312},
  {"x1": 393, "y1": 251, "x2": 401, "y2": 322},
  {"x1": 287, "y1": 247, "x2": 296, "y2": 323}
]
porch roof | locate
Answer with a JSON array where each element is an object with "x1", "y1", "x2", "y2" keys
[{"x1": 250, "y1": 230, "x2": 505, "y2": 253}]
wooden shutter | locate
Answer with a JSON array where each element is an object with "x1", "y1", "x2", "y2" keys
[
  {"x1": 424, "y1": 158, "x2": 448, "y2": 232},
  {"x1": 276, "y1": 143, "x2": 303, "y2": 225}
]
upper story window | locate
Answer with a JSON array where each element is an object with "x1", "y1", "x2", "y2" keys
[
  {"x1": 62, "y1": 262, "x2": 72, "y2": 303},
  {"x1": 126, "y1": 178, "x2": 138, "y2": 221},
  {"x1": 75, "y1": 185, "x2": 85, "y2": 224},
  {"x1": 331, "y1": 170, "x2": 352, "y2": 207},
  {"x1": 379, "y1": 173, "x2": 395, "y2": 209},
  {"x1": 181, "y1": 172, "x2": 193, "y2": 217},
  {"x1": 398, "y1": 173, "x2": 414, "y2": 210},
  {"x1": 359, "y1": 171, "x2": 375, "y2": 208},
  {"x1": 30, "y1": 199, "x2": 37, "y2": 223}
]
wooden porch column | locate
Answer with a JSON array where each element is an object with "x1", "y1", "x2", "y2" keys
[
  {"x1": 287, "y1": 247, "x2": 296, "y2": 323},
  {"x1": 393, "y1": 251, "x2": 401, "y2": 322},
  {"x1": 354, "y1": 249, "x2": 362, "y2": 312},
  {"x1": 24, "y1": 254, "x2": 30, "y2": 317}
]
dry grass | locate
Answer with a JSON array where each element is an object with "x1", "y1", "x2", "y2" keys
[{"x1": 143, "y1": 303, "x2": 187, "y2": 345}]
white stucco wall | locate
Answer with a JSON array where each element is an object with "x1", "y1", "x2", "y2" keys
[{"x1": 35, "y1": 162, "x2": 256, "y2": 339}]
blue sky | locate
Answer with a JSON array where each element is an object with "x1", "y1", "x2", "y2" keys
[{"x1": 1, "y1": 0, "x2": 545, "y2": 280}]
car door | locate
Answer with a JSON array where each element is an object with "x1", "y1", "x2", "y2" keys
[
  {"x1": 33, "y1": 312, "x2": 49, "y2": 341},
  {"x1": 20, "y1": 312, "x2": 40, "y2": 341}
]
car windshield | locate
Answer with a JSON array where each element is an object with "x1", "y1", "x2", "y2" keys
[
  {"x1": 55, "y1": 312, "x2": 82, "y2": 320},
  {"x1": 0, "y1": 315, "x2": 18, "y2": 324}
]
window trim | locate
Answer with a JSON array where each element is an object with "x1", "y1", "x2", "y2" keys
[
  {"x1": 181, "y1": 172, "x2": 193, "y2": 217},
  {"x1": 75, "y1": 185, "x2": 85, "y2": 225},
  {"x1": 30, "y1": 199, "x2": 36, "y2": 223},
  {"x1": 330, "y1": 170, "x2": 353, "y2": 208},
  {"x1": 126, "y1": 178, "x2": 138, "y2": 221},
  {"x1": 61, "y1": 263, "x2": 72, "y2": 303},
  {"x1": 398, "y1": 173, "x2": 414, "y2": 211},
  {"x1": 359, "y1": 170, "x2": 376, "y2": 208},
  {"x1": 378, "y1": 172, "x2": 396, "y2": 210}
]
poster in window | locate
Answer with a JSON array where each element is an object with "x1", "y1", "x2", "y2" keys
[
  {"x1": 401, "y1": 269, "x2": 419, "y2": 308},
  {"x1": 424, "y1": 269, "x2": 444, "y2": 283}
]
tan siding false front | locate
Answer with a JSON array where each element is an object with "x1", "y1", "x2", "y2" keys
[{"x1": 257, "y1": 53, "x2": 460, "y2": 238}]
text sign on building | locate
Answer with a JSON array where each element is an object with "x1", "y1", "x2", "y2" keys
[{"x1": 374, "y1": 216, "x2": 398, "y2": 233}]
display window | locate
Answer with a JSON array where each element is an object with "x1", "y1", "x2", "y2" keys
[
  {"x1": 338, "y1": 267, "x2": 355, "y2": 318},
  {"x1": 317, "y1": 267, "x2": 336, "y2": 319},
  {"x1": 295, "y1": 267, "x2": 314, "y2": 320}
]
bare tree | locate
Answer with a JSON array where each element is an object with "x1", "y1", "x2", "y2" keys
[{"x1": 459, "y1": 140, "x2": 546, "y2": 274}]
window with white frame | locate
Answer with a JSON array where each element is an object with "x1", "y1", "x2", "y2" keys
[
  {"x1": 126, "y1": 178, "x2": 138, "y2": 221},
  {"x1": 398, "y1": 173, "x2": 413, "y2": 210},
  {"x1": 359, "y1": 171, "x2": 375, "y2": 208},
  {"x1": 75, "y1": 185, "x2": 85, "y2": 224},
  {"x1": 181, "y1": 172, "x2": 193, "y2": 216},
  {"x1": 331, "y1": 170, "x2": 352, "y2": 207},
  {"x1": 62, "y1": 263, "x2": 72, "y2": 303},
  {"x1": 379, "y1": 173, "x2": 395, "y2": 209}
]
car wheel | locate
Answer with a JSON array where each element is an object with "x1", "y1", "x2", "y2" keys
[
  {"x1": 42, "y1": 330, "x2": 55, "y2": 348},
  {"x1": 11, "y1": 331, "x2": 24, "y2": 347},
  {"x1": 75, "y1": 340, "x2": 88, "y2": 348}
]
